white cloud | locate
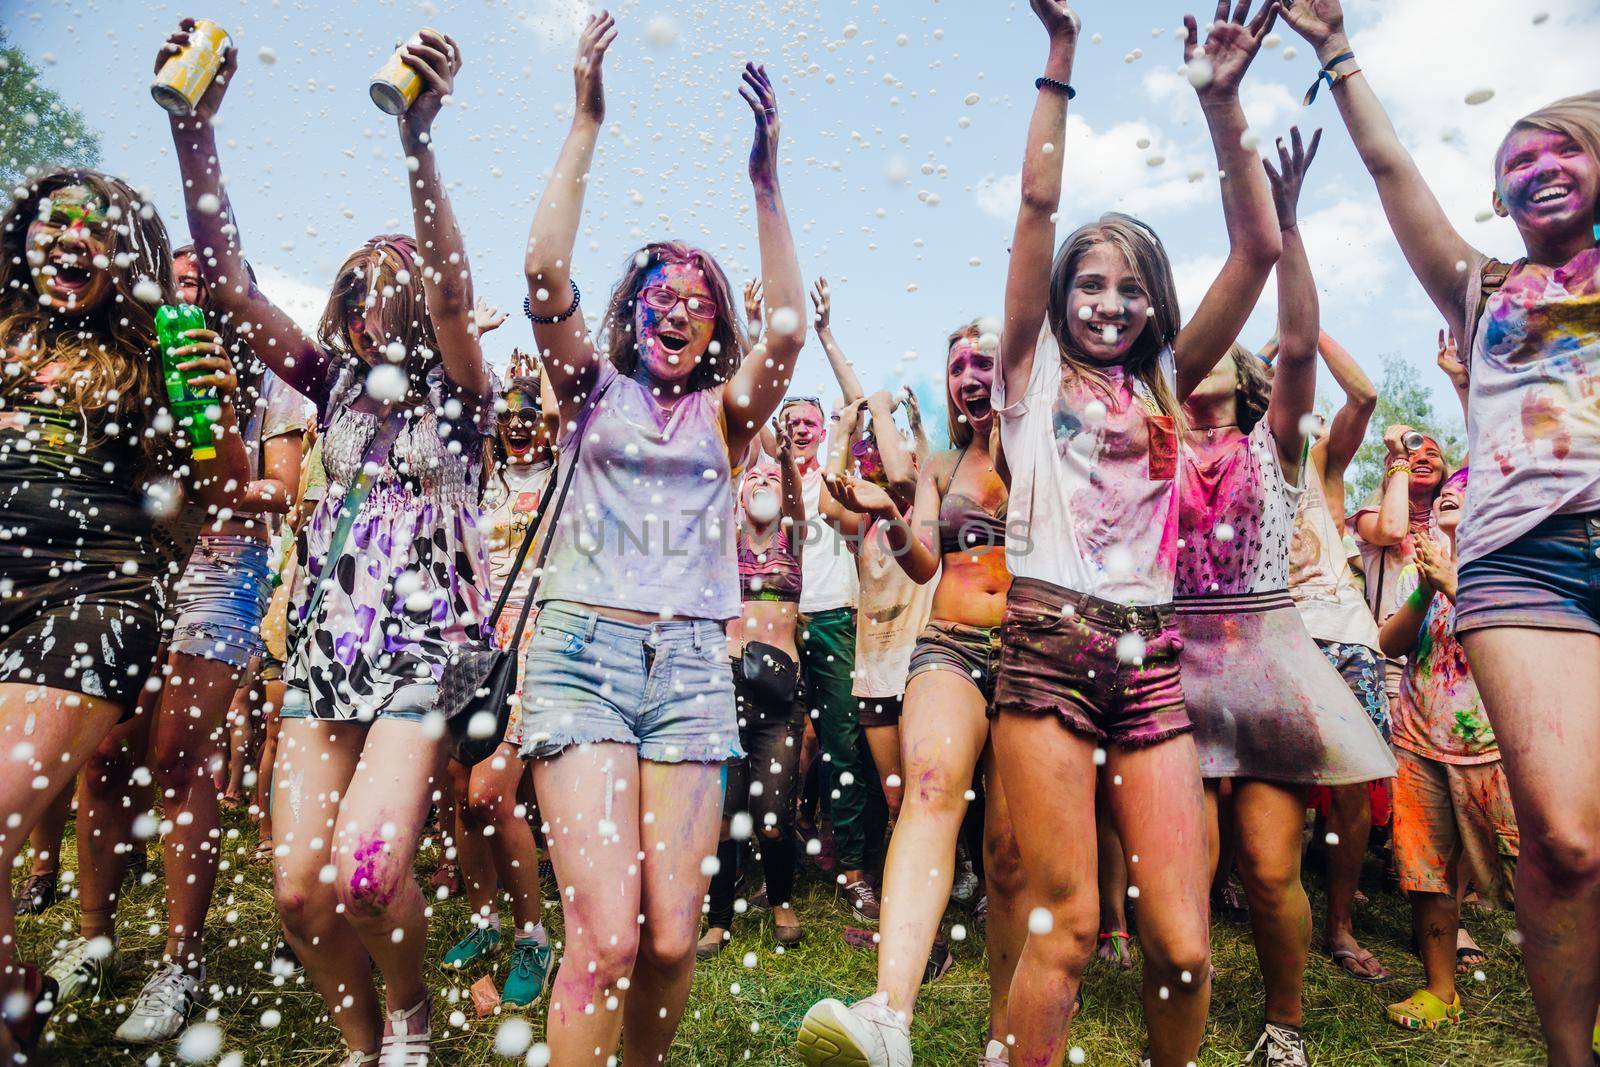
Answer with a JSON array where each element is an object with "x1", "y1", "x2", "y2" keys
[
  {"x1": 511, "y1": 0, "x2": 591, "y2": 50},
  {"x1": 974, "y1": 114, "x2": 1210, "y2": 223},
  {"x1": 254, "y1": 265, "x2": 326, "y2": 335},
  {"x1": 1297, "y1": 199, "x2": 1400, "y2": 306}
]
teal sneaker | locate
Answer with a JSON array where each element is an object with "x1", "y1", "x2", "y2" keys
[
  {"x1": 442, "y1": 925, "x2": 501, "y2": 970},
  {"x1": 501, "y1": 938, "x2": 553, "y2": 1008}
]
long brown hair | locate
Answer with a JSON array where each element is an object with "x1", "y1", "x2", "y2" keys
[
  {"x1": 1229, "y1": 342, "x2": 1273, "y2": 435},
  {"x1": 0, "y1": 168, "x2": 176, "y2": 473},
  {"x1": 1496, "y1": 91, "x2": 1600, "y2": 224},
  {"x1": 946, "y1": 317, "x2": 984, "y2": 450},
  {"x1": 172, "y1": 243, "x2": 266, "y2": 411},
  {"x1": 598, "y1": 241, "x2": 747, "y2": 394},
  {"x1": 1047, "y1": 213, "x2": 1184, "y2": 430},
  {"x1": 316, "y1": 234, "x2": 439, "y2": 403}
]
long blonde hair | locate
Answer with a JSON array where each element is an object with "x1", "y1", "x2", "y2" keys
[
  {"x1": 1496, "y1": 90, "x2": 1600, "y2": 223},
  {"x1": 0, "y1": 168, "x2": 177, "y2": 474},
  {"x1": 1047, "y1": 213, "x2": 1184, "y2": 431},
  {"x1": 316, "y1": 234, "x2": 440, "y2": 406},
  {"x1": 946, "y1": 317, "x2": 984, "y2": 450}
]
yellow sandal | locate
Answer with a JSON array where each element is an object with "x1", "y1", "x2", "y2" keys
[{"x1": 1387, "y1": 989, "x2": 1463, "y2": 1030}]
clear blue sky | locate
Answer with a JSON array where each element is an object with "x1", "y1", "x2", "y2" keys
[{"x1": 12, "y1": 0, "x2": 1599, "y2": 438}]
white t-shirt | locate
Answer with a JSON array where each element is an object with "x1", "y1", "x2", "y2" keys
[
  {"x1": 484, "y1": 460, "x2": 556, "y2": 609},
  {"x1": 1289, "y1": 449, "x2": 1382, "y2": 650},
  {"x1": 853, "y1": 521, "x2": 936, "y2": 699},
  {"x1": 993, "y1": 326, "x2": 1181, "y2": 606},
  {"x1": 798, "y1": 465, "x2": 859, "y2": 613}
]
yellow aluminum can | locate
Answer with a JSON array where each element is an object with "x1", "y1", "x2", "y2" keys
[
  {"x1": 369, "y1": 30, "x2": 438, "y2": 115},
  {"x1": 151, "y1": 20, "x2": 230, "y2": 116}
]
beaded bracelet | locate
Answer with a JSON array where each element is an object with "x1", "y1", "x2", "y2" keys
[
  {"x1": 524, "y1": 280, "x2": 581, "y2": 325},
  {"x1": 1035, "y1": 76, "x2": 1077, "y2": 100}
]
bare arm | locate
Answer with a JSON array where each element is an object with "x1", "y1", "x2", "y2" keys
[
  {"x1": 1280, "y1": 0, "x2": 1479, "y2": 336},
  {"x1": 890, "y1": 456, "x2": 947, "y2": 585},
  {"x1": 999, "y1": 1, "x2": 1080, "y2": 405},
  {"x1": 810, "y1": 278, "x2": 865, "y2": 403},
  {"x1": 866, "y1": 391, "x2": 918, "y2": 512},
  {"x1": 1436, "y1": 328, "x2": 1470, "y2": 420},
  {"x1": 1378, "y1": 583, "x2": 1427, "y2": 658},
  {"x1": 1263, "y1": 127, "x2": 1322, "y2": 482},
  {"x1": 776, "y1": 429, "x2": 806, "y2": 569},
  {"x1": 524, "y1": 13, "x2": 616, "y2": 423},
  {"x1": 723, "y1": 63, "x2": 807, "y2": 457},
  {"x1": 819, "y1": 399, "x2": 872, "y2": 538},
  {"x1": 236, "y1": 430, "x2": 303, "y2": 515},
  {"x1": 1353, "y1": 424, "x2": 1415, "y2": 546},
  {"x1": 1173, "y1": 1, "x2": 1286, "y2": 401},
  {"x1": 1316, "y1": 330, "x2": 1377, "y2": 479},
  {"x1": 160, "y1": 22, "x2": 327, "y2": 398},
  {"x1": 396, "y1": 31, "x2": 489, "y2": 404}
]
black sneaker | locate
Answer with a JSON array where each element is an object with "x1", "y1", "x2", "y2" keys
[
  {"x1": 840, "y1": 879, "x2": 880, "y2": 923},
  {"x1": 921, "y1": 937, "x2": 952, "y2": 986}
]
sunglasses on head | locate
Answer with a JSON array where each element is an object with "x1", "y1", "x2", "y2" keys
[{"x1": 639, "y1": 285, "x2": 718, "y2": 321}]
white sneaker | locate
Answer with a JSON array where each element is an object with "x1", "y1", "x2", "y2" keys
[
  {"x1": 1247, "y1": 1022, "x2": 1309, "y2": 1066},
  {"x1": 44, "y1": 936, "x2": 117, "y2": 1003},
  {"x1": 114, "y1": 962, "x2": 203, "y2": 1043},
  {"x1": 978, "y1": 1038, "x2": 1009, "y2": 1066},
  {"x1": 797, "y1": 991, "x2": 912, "y2": 1067}
]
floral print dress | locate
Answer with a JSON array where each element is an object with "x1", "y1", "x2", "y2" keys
[{"x1": 286, "y1": 365, "x2": 492, "y2": 721}]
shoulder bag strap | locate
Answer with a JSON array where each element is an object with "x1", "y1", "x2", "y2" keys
[{"x1": 302, "y1": 407, "x2": 403, "y2": 627}]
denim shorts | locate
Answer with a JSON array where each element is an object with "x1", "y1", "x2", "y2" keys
[
  {"x1": 1457, "y1": 512, "x2": 1600, "y2": 637},
  {"x1": 519, "y1": 603, "x2": 740, "y2": 764},
  {"x1": 278, "y1": 684, "x2": 432, "y2": 724},
  {"x1": 169, "y1": 535, "x2": 274, "y2": 669},
  {"x1": 907, "y1": 620, "x2": 1003, "y2": 705}
]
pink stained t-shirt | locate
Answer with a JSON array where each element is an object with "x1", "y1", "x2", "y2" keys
[
  {"x1": 993, "y1": 325, "x2": 1181, "y2": 606},
  {"x1": 1176, "y1": 420, "x2": 1303, "y2": 597},
  {"x1": 1458, "y1": 247, "x2": 1600, "y2": 565}
]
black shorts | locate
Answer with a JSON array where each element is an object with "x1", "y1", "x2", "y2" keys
[{"x1": 0, "y1": 550, "x2": 163, "y2": 714}]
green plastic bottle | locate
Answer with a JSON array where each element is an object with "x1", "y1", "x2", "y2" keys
[{"x1": 156, "y1": 303, "x2": 217, "y2": 461}]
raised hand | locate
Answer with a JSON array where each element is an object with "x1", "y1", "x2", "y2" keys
[
  {"x1": 155, "y1": 18, "x2": 238, "y2": 124},
  {"x1": 474, "y1": 297, "x2": 507, "y2": 336},
  {"x1": 398, "y1": 28, "x2": 462, "y2": 139},
  {"x1": 743, "y1": 278, "x2": 764, "y2": 329},
  {"x1": 574, "y1": 11, "x2": 617, "y2": 125},
  {"x1": 1277, "y1": 0, "x2": 1347, "y2": 50},
  {"x1": 1413, "y1": 536, "x2": 1458, "y2": 601},
  {"x1": 1029, "y1": 0, "x2": 1081, "y2": 46},
  {"x1": 739, "y1": 63, "x2": 781, "y2": 191},
  {"x1": 810, "y1": 277, "x2": 832, "y2": 330},
  {"x1": 775, "y1": 420, "x2": 793, "y2": 459},
  {"x1": 1263, "y1": 126, "x2": 1322, "y2": 229},
  {"x1": 1382, "y1": 423, "x2": 1416, "y2": 462},
  {"x1": 825, "y1": 472, "x2": 898, "y2": 521},
  {"x1": 1184, "y1": 0, "x2": 1280, "y2": 101},
  {"x1": 1437, "y1": 328, "x2": 1469, "y2": 392}
]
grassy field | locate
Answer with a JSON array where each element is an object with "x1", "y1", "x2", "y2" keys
[{"x1": 14, "y1": 810, "x2": 1542, "y2": 1065}]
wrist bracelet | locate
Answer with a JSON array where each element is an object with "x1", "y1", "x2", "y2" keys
[
  {"x1": 1386, "y1": 462, "x2": 1412, "y2": 478},
  {"x1": 1303, "y1": 51, "x2": 1358, "y2": 105},
  {"x1": 524, "y1": 280, "x2": 581, "y2": 325},
  {"x1": 1035, "y1": 76, "x2": 1077, "y2": 100}
]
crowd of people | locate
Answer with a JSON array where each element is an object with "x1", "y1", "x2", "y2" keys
[{"x1": 0, "y1": 0, "x2": 1596, "y2": 1065}]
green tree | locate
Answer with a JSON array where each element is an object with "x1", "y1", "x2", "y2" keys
[
  {"x1": 0, "y1": 28, "x2": 101, "y2": 188},
  {"x1": 1344, "y1": 352, "x2": 1463, "y2": 507}
]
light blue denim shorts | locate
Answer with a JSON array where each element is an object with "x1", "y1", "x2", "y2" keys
[
  {"x1": 169, "y1": 535, "x2": 274, "y2": 669},
  {"x1": 519, "y1": 602, "x2": 740, "y2": 764}
]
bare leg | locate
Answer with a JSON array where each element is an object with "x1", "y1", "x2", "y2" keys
[
  {"x1": 332, "y1": 718, "x2": 449, "y2": 1014},
  {"x1": 0, "y1": 684, "x2": 123, "y2": 978},
  {"x1": 874, "y1": 671, "x2": 989, "y2": 1018},
  {"x1": 445, "y1": 758, "x2": 494, "y2": 919},
  {"x1": 980, "y1": 743, "x2": 1027, "y2": 1041},
  {"x1": 621, "y1": 761, "x2": 725, "y2": 1067},
  {"x1": 990, "y1": 713, "x2": 1099, "y2": 1067},
  {"x1": 73, "y1": 703, "x2": 156, "y2": 942},
  {"x1": 1095, "y1": 788, "x2": 1132, "y2": 969},
  {"x1": 253, "y1": 680, "x2": 285, "y2": 846},
  {"x1": 1462, "y1": 627, "x2": 1600, "y2": 1067},
  {"x1": 23, "y1": 787, "x2": 72, "y2": 882},
  {"x1": 1324, "y1": 781, "x2": 1386, "y2": 977},
  {"x1": 1105, "y1": 739, "x2": 1212, "y2": 1067},
  {"x1": 1411, "y1": 892, "x2": 1459, "y2": 1004},
  {"x1": 148, "y1": 651, "x2": 243, "y2": 968},
  {"x1": 270, "y1": 717, "x2": 377, "y2": 1053},
  {"x1": 1229, "y1": 780, "x2": 1312, "y2": 1028},
  {"x1": 221, "y1": 659, "x2": 262, "y2": 802},
  {"x1": 864, "y1": 721, "x2": 904, "y2": 823},
  {"x1": 532, "y1": 743, "x2": 643, "y2": 1066},
  {"x1": 465, "y1": 744, "x2": 544, "y2": 934}
]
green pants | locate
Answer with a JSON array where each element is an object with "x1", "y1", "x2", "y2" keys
[{"x1": 799, "y1": 607, "x2": 883, "y2": 871}]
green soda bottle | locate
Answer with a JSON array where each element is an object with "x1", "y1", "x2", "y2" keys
[{"x1": 156, "y1": 303, "x2": 217, "y2": 461}]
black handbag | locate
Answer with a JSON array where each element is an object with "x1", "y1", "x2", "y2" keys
[{"x1": 439, "y1": 380, "x2": 607, "y2": 765}]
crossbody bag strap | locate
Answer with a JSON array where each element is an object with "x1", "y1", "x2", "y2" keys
[
  {"x1": 302, "y1": 407, "x2": 403, "y2": 627},
  {"x1": 495, "y1": 377, "x2": 615, "y2": 651}
]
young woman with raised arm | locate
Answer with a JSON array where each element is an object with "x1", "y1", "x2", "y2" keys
[
  {"x1": 1283, "y1": 7, "x2": 1600, "y2": 1057},
  {"x1": 798, "y1": 321, "x2": 1026, "y2": 1067},
  {"x1": 164, "y1": 21, "x2": 493, "y2": 1064},
  {"x1": 990, "y1": 3, "x2": 1283, "y2": 1064},
  {"x1": 518, "y1": 12, "x2": 806, "y2": 1065},
  {"x1": 1175, "y1": 127, "x2": 1395, "y2": 1065}
]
